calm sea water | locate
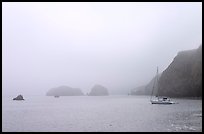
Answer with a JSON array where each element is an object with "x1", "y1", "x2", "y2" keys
[{"x1": 2, "y1": 95, "x2": 202, "y2": 132}]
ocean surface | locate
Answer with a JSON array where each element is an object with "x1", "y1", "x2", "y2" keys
[{"x1": 2, "y1": 95, "x2": 202, "y2": 132}]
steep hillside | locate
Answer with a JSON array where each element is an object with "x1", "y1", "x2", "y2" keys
[{"x1": 158, "y1": 45, "x2": 202, "y2": 97}]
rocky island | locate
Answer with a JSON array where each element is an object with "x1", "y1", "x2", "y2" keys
[
  {"x1": 13, "y1": 95, "x2": 24, "y2": 100},
  {"x1": 88, "y1": 84, "x2": 109, "y2": 96}
]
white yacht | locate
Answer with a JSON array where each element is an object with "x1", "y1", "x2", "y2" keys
[
  {"x1": 150, "y1": 67, "x2": 176, "y2": 104},
  {"x1": 150, "y1": 96, "x2": 175, "y2": 104}
]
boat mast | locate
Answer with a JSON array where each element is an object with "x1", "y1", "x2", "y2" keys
[
  {"x1": 156, "y1": 67, "x2": 159, "y2": 97},
  {"x1": 150, "y1": 67, "x2": 158, "y2": 101}
]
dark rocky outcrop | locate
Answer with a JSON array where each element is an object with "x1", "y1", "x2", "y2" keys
[
  {"x1": 13, "y1": 95, "x2": 24, "y2": 100},
  {"x1": 158, "y1": 45, "x2": 202, "y2": 97},
  {"x1": 88, "y1": 84, "x2": 109, "y2": 96},
  {"x1": 46, "y1": 86, "x2": 84, "y2": 96}
]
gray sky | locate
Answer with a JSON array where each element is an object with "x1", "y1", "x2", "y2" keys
[{"x1": 2, "y1": 2, "x2": 202, "y2": 96}]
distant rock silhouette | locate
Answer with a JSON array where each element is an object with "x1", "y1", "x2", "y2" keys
[
  {"x1": 46, "y1": 86, "x2": 84, "y2": 96},
  {"x1": 89, "y1": 84, "x2": 109, "y2": 96},
  {"x1": 131, "y1": 74, "x2": 161, "y2": 95},
  {"x1": 130, "y1": 85, "x2": 146, "y2": 95},
  {"x1": 158, "y1": 45, "x2": 202, "y2": 97},
  {"x1": 13, "y1": 95, "x2": 24, "y2": 100}
]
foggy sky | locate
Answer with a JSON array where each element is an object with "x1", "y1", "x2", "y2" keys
[{"x1": 2, "y1": 2, "x2": 202, "y2": 96}]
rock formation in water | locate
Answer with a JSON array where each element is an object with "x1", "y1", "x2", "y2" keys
[
  {"x1": 88, "y1": 84, "x2": 109, "y2": 96},
  {"x1": 130, "y1": 74, "x2": 161, "y2": 95},
  {"x1": 46, "y1": 86, "x2": 84, "y2": 96},
  {"x1": 158, "y1": 45, "x2": 202, "y2": 97},
  {"x1": 13, "y1": 95, "x2": 24, "y2": 100}
]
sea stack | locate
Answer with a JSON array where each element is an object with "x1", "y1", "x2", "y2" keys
[
  {"x1": 13, "y1": 95, "x2": 24, "y2": 100},
  {"x1": 89, "y1": 84, "x2": 109, "y2": 96}
]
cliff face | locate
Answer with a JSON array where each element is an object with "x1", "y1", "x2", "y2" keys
[
  {"x1": 89, "y1": 84, "x2": 109, "y2": 96},
  {"x1": 158, "y1": 45, "x2": 202, "y2": 97},
  {"x1": 46, "y1": 86, "x2": 84, "y2": 96}
]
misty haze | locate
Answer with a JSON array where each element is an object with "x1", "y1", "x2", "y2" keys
[{"x1": 2, "y1": 2, "x2": 202, "y2": 132}]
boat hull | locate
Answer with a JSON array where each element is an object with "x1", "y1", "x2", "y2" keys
[{"x1": 151, "y1": 100, "x2": 174, "y2": 104}]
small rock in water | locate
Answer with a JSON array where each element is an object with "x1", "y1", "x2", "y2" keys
[{"x1": 13, "y1": 95, "x2": 24, "y2": 100}]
